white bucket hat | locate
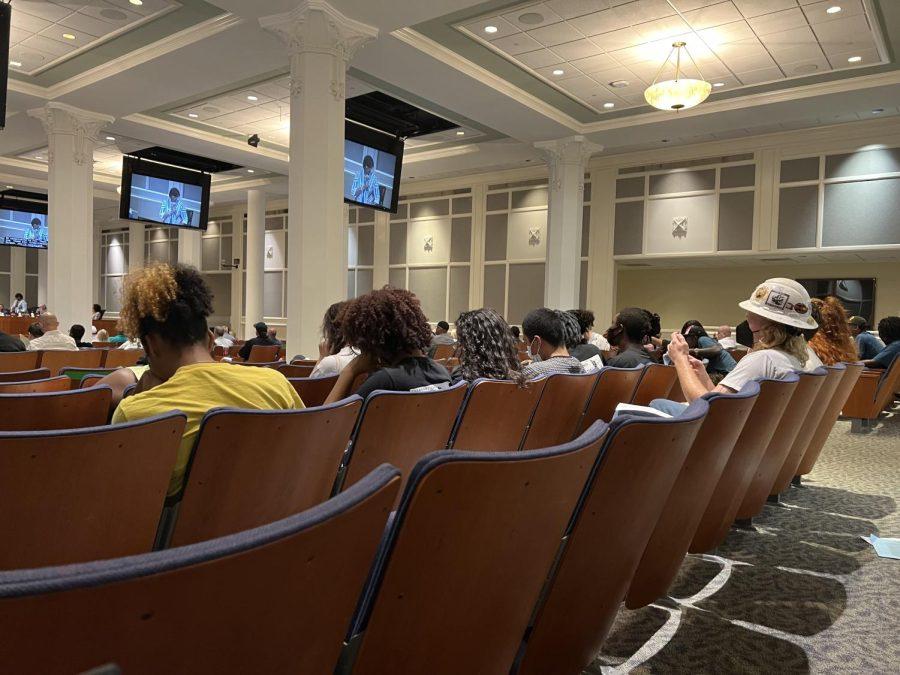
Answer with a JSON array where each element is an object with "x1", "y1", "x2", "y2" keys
[{"x1": 738, "y1": 278, "x2": 818, "y2": 330}]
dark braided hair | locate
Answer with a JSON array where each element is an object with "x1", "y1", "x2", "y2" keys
[
  {"x1": 321, "y1": 301, "x2": 348, "y2": 356},
  {"x1": 340, "y1": 286, "x2": 433, "y2": 365},
  {"x1": 455, "y1": 308, "x2": 525, "y2": 385},
  {"x1": 558, "y1": 310, "x2": 582, "y2": 350}
]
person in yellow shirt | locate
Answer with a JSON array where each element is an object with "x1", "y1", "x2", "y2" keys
[{"x1": 111, "y1": 263, "x2": 303, "y2": 498}]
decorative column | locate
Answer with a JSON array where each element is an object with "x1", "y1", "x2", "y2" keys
[
  {"x1": 92, "y1": 226, "x2": 101, "y2": 306},
  {"x1": 28, "y1": 102, "x2": 113, "y2": 331},
  {"x1": 128, "y1": 221, "x2": 145, "y2": 272},
  {"x1": 261, "y1": 0, "x2": 378, "y2": 357},
  {"x1": 244, "y1": 188, "x2": 266, "y2": 339},
  {"x1": 372, "y1": 210, "x2": 390, "y2": 289},
  {"x1": 534, "y1": 135, "x2": 602, "y2": 310},
  {"x1": 9, "y1": 247, "x2": 25, "y2": 306},
  {"x1": 588, "y1": 168, "x2": 617, "y2": 327},
  {"x1": 177, "y1": 228, "x2": 202, "y2": 268},
  {"x1": 229, "y1": 203, "x2": 245, "y2": 337}
]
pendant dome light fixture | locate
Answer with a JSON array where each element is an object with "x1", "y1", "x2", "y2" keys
[{"x1": 644, "y1": 41, "x2": 711, "y2": 111}]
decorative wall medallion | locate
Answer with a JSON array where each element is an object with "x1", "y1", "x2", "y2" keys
[
  {"x1": 266, "y1": 246, "x2": 274, "y2": 259},
  {"x1": 672, "y1": 216, "x2": 688, "y2": 238},
  {"x1": 424, "y1": 235, "x2": 433, "y2": 253},
  {"x1": 529, "y1": 227, "x2": 541, "y2": 246}
]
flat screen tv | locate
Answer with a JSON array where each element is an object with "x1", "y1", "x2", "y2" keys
[
  {"x1": 343, "y1": 121, "x2": 403, "y2": 213},
  {"x1": 0, "y1": 199, "x2": 48, "y2": 249},
  {"x1": 119, "y1": 155, "x2": 211, "y2": 230},
  {"x1": 797, "y1": 278, "x2": 876, "y2": 325}
]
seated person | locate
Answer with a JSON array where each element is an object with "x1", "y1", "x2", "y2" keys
[
  {"x1": 681, "y1": 320, "x2": 736, "y2": 380},
  {"x1": 108, "y1": 329, "x2": 128, "y2": 346},
  {"x1": 565, "y1": 310, "x2": 604, "y2": 362},
  {"x1": 111, "y1": 263, "x2": 303, "y2": 499},
  {"x1": 848, "y1": 316, "x2": 884, "y2": 361},
  {"x1": 325, "y1": 287, "x2": 450, "y2": 402},
  {"x1": 864, "y1": 316, "x2": 900, "y2": 370},
  {"x1": 25, "y1": 313, "x2": 78, "y2": 351},
  {"x1": 604, "y1": 308, "x2": 654, "y2": 368},
  {"x1": 268, "y1": 327, "x2": 283, "y2": 346},
  {"x1": 735, "y1": 319, "x2": 754, "y2": 348},
  {"x1": 311, "y1": 301, "x2": 359, "y2": 378},
  {"x1": 452, "y1": 308, "x2": 525, "y2": 385},
  {"x1": 428, "y1": 320, "x2": 456, "y2": 357},
  {"x1": 520, "y1": 308, "x2": 584, "y2": 379},
  {"x1": 510, "y1": 325, "x2": 524, "y2": 346},
  {"x1": 27, "y1": 323, "x2": 44, "y2": 340},
  {"x1": 0, "y1": 329, "x2": 25, "y2": 352},
  {"x1": 212, "y1": 326, "x2": 234, "y2": 348},
  {"x1": 92, "y1": 304, "x2": 105, "y2": 321},
  {"x1": 238, "y1": 321, "x2": 279, "y2": 361},
  {"x1": 716, "y1": 325, "x2": 738, "y2": 349},
  {"x1": 69, "y1": 324, "x2": 94, "y2": 349},
  {"x1": 96, "y1": 328, "x2": 109, "y2": 342},
  {"x1": 571, "y1": 308, "x2": 610, "y2": 351},
  {"x1": 808, "y1": 297, "x2": 857, "y2": 366}
]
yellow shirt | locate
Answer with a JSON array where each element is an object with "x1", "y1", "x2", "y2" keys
[{"x1": 112, "y1": 362, "x2": 304, "y2": 497}]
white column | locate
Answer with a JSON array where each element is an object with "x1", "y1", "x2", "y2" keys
[
  {"x1": 261, "y1": 0, "x2": 377, "y2": 358},
  {"x1": 177, "y1": 228, "x2": 202, "y2": 268},
  {"x1": 37, "y1": 250, "x2": 48, "y2": 306},
  {"x1": 92, "y1": 227, "x2": 101, "y2": 306},
  {"x1": 469, "y1": 182, "x2": 487, "y2": 309},
  {"x1": 373, "y1": 210, "x2": 389, "y2": 289},
  {"x1": 128, "y1": 221, "x2": 145, "y2": 272},
  {"x1": 244, "y1": 188, "x2": 266, "y2": 339},
  {"x1": 588, "y1": 168, "x2": 617, "y2": 327},
  {"x1": 534, "y1": 135, "x2": 602, "y2": 310},
  {"x1": 229, "y1": 203, "x2": 245, "y2": 336},
  {"x1": 28, "y1": 103, "x2": 113, "y2": 331},
  {"x1": 10, "y1": 247, "x2": 25, "y2": 306}
]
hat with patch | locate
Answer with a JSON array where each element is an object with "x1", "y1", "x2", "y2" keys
[{"x1": 738, "y1": 278, "x2": 818, "y2": 331}]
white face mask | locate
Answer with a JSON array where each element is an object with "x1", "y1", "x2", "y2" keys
[{"x1": 526, "y1": 337, "x2": 539, "y2": 359}]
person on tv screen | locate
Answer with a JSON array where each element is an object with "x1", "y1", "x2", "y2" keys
[
  {"x1": 351, "y1": 154, "x2": 380, "y2": 205},
  {"x1": 159, "y1": 187, "x2": 188, "y2": 225},
  {"x1": 23, "y1": 217, "x2": 48, "y2": 246}
]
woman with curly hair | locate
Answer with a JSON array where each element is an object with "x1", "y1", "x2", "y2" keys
[
  {"x1": 807, "y1": 297, "x2": 858, "y2": 365},
  {"x1": 325, "y1": 287, "x2": 450, "y2": 402},
  {"x1": 311, "y1": 301, "x2": 359, "y2": 378},
  {"x1": 111, "y1": 263, "x2": 302, "y2": 498},
  {"x1": 452, "y1": 308, "x2": 524, "y2": 385}
]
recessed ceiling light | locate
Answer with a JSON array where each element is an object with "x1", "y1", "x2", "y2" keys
[
  {"x1": 848, "y1": 55, "x2": 862, "y2": 62},
  {"x1": 826, "y1": 5, "x2": 842, "y2": 14},
  {"x1": 34, "y1": 156, "x2": 42, "y2": 160},
  {"x1": 872, "y1": 108, "x2": 885, "y2": 114},
  {"x1": 62, "y1": 33, "x2": 76, "y2": 40},
  {"x1": 247, "y1": 169, "x2": 255, "y2": 173},
  {"x1": 456, "y1": 130, "x2": 465, "y2": 135},
  {"x1": 552, "y1": 68, "x2": 565, "y2": 76},
  {"x1": 105, "y1": 136, "x2": 116, "y2": 141},
  {"x1": 247, "y1": 95, "x2": 258, "y2": 101},
  {"x1": 713, "y1": 82, "x2": 725, "y2": 87},
  {"x1": 5, "y1": 185, "x2": 13, "y2": 189},
  {"x1": 484, "y1": 25, "x2": 498, "y2": 34},
  {"x1": 603, "y1": 102, "x2": 615, "y2": 109},
  {"x1": 130, "y1": 0, "x2": 143, "y2": 5},
  {"x1": 10, "y1": 60, "x2": 22, "y2": 67},
  {"x1": 609, "y1": 80, "x2": 629, "y2": 88},
  {"x1": 188, "y1": 113, "x2": 199, "y2": 118}
]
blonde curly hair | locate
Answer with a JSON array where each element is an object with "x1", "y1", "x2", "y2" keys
[{"x1": 752, "y1": 321, "x2": 809, "y2": 367}]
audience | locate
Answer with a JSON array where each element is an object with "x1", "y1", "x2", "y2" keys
[
  {"x1": 864, "y1": 316, "x2": 900, "y2": 370},
  {"x1": 10, "y1": 292, "x2": 27, "y2": 315},
  {"x1": 0, "y1": 328, "x2": 25, "y2": 352},
  {"x1": 311, "y1": 301, "x2": 359, "y2": 378},
  {"x1": 238, "y1": 321, "x2": 279, "y2": 361},
  {"x1": 325, "y1": 287, "x2": 450, "y2": 402},
  {"x1": 520, "y1": 308, "x2": 584, "y2": 379},
  {"x1": 716, "y1": 325, "x2": 738, "y2": 349},
  {"x1": 848, "y1": 315, "x2": 884, "y2": 361},
  {"x1": 807, "y1": 297, "x2": 858, "y2": 365},
  {"x1": 604, "y1": 308, "x2": 654, "y2": 368},
  {"x1": 452, "y1": 308, "x2": 524, "y2": 385},
  {"x1": 212, "y1": 326, "x2": 233, "y2": 348},
  {"x1": 564, "y1": 310, "x2": 604, "y2": 363},
  {"x1": 69, "y1": 324, "x2": 94, "y2": 349},
  {"x1": 96, "y1": 328, "x2": 109, "y2": 342},
  {"x1": 510, "y1": 325, "x2": 523, "y2": 346},
  {"x1": 111, "y1": 263, "x2": 303, "y2": 498},
  {"x1": 27, "y1": 323, "x2": 44, "y2": 339},
  {"x1": 570, "y1": 309, "x2": 610, "y2": 351},
  {"x1": 735, "y1": 319, "x2": 754, "y2": 348},
  {"x1": 267, "y1": 327, "x2": 283, "y2": 346},
  {"x1": 25, "y1": 313, "x2": 78, "y2": 351},
  {"x1": 428, "y1": 320, "x2": 456, "y2": 357},
  {"x1": 680, "y1": 320, "x2": 737, "y2": 381},
  {"x1": 92, "y1": 304, "x2": 104, "y2": 321},
  {"x1": 108, "y1": 329, "x2": 128, "y2": 346}
]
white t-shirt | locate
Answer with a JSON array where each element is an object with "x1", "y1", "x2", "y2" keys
[
  {"x1": 718, "y1": 336, "x2": 738, "y2": 349},
  {"x1": 26, "y1": 330, "x2": 79, "y2": 351},
  {"x1": 311, "y1": 345, "x2": 359, "y2": 378},
  {"x1": 804, "y1": 344, "x2": 824, "y2": 372},
  {"x1": 719, "y1": 348, "x2": 802, "y2": 392}
]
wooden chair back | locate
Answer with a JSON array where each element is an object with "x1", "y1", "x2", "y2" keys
[
  {"x1": 432, "y1": 343, "x2": 456, "y2": 361},
  {"x1": 279, "y1": 363, "x2": 315, "y2": 378},
  {"x1": 103, "y1": 349, "x2": 145, "y2": 368},
  {"x1": 80, "y1": 374, "x2": 106, "y2": 389},
  {"x1": 728, "y1": 348, "x2": 749, "y2": 362},
  {"x1": 735, "y1": 369, "x2": 828, "y2": 518},
  {"x1": 577, "y1": 365, "x2": 644, "y2": 433},
  {"x1": 228, "y1": 345, "x2": 243, "y2": 359},
  {"x1": 0, "y1": 466, "x2": 400, "y2": 675},
  {"x1": 247, "y1": 344, "x2": 280, "y2": 363},
  {"x1": 211, "y1": 345, "x2": 226, "y2": 360},
  {"x1": 92, "y1": 341, "x2": 114, "y2": 348},
  {"x1": 237, "y1": 360, "x2": 282, "y2": 368},
  {"x1": 521, "y1": 371, "x2": 599, "y2": 450},
  {"x1": 0, "y1": 351, "x2": 39, "y2": 373},
  {"x1": 0, "y1": 412, "x2": 185, "y2": 569},
  {"x1": 341, "y1": 382, "x2": 468, "y2": 494},
  {"x1": 288, "y1": 375, "x2": 339, "y2": 408},
  {"x1": 348, "y1": 423, "x2": 610, "y2": 675},
  {"x1": 291, "y1": 358, "x2": 318, "y2": 367},
  {"x1": 0, "y1": 367, "x2": 49, "y2": 383},
  {"x1": 630, "y1": 363, "x2": 678, "y2": 406},
  {"x1": 626, "y1": 382, "x2": 760, "y2": 609},
  {"x1": 0, "y1": 386, "x2": 112, "y2": 432},
  {"x1": 449, "y1": 377, "x2": 547, "y2": 451},
  {"x1": 0, "y1": 376, "x2": 71, "y2": 394},
  {"x1": 798, "y1": 362, "x2": 865, "y2": 475},
  {"x1": 842, "y1": 356, "x2": 900, "y2": 420},
  {"x1": 690, "y1": 375, "x2": 799, "y2": 552},
  {"x1": 38, "y1": 349, "x2": 104, "y2": 376},
  {"x1": 60, "y1": 366, "x2": 118, "y2": 387},
  {"x1": 518, "y1": 400, "x2": 709, "y2": 675}
]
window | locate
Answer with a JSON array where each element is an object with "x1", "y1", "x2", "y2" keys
[
  {"x1": 347, "y1": 205, "x2": 375, "y2": 299},
  {"x1": 100, "y1": 229, "x2": 129, "y2": 313}
]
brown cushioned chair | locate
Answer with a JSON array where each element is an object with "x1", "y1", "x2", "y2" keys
[
  {"x1": 0, "y1": 376, "x2": 71, "y2": 394},
  {"x1": 169, "y1": 399, "x2": 362, "y2": 547},
  {"x1": 346, "y1": 422, "x2": 610, "y2": 675},
  {"x1": 431, "y1": 343, "x2": 456, "y2": 361},
  {"x1": 0, "y1": 367, "x2": 50, "y2": 383},
  {"x1": 517, "y1": 399, "x2": 709, "y2": 675},
  {"x1": 576, "y1": 365, "x2": 644, "y2": 433},
  {"x1": 0, "y1": 465, "x2": 400, "y2": 675},
  {"x1": 279, "y1": 363, "x2": 315, "y2": 378},
  {"x1": 626, "y1": 382, "x2": 760, "y2": 609},
  {"x1": 0, "y1": 386, "x2": 113, "y2": 431},
  {"x1": 521, "y1": 371, "x2": 599, "y2": 450},
  {"x1": 247, "y1": 344, "x2": 280, "y2": 363},
  {"x1": 0, "y1": 351, "x2": 40, "y2": 372},
  {"x1": 290, "y1": 358, "x2": 318, "y2": 367},
  {"x1": 0, "y1": 412, "x2": 185, "y2": 569},
  {"x1": 288, "y1": 374, "x2": 339, "y2": 407},
  {"x1": 630, "y1": 363, "x2": 678, "y2": 406},
  {"x1": 449, "y1": 377, "x2": 546, "y2": 451},
  {"x1": 841, "y1": 356, "x2": 900, "y2": 426},
  {"x1": 728, "y1": 348, "x2": 749, "y2": 362},
  {"x1": 38, "y1": 349, "x2": 104, "y2": 376},
  {"x1": 103, "y1": 349, "x2": 145, "y2": 368}
]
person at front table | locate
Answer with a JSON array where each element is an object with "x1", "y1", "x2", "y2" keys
[
  {"x1": 26, "y1": 313, "x2": 78, "y2": 351},
  {"x1": 351, "y1": 155, "x2": 380, "y2": 205},
  {"x1": 158, "y1": 187, "x2": 189, "y2": 225},
  {"x1": 11, "y1": 293, "x2": 27, "y2": 315},
  {"x1": 23, "y1": 217, "x2": 48, "y2": 246}
]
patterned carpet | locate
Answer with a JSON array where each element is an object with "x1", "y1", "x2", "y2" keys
[{"x1": 588, "y1": 405, "x2": 900, "y2": 674}]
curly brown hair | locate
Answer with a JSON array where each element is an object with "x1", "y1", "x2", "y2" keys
[
  {"x1": 455, "y1": 308, "x2": 524, "y2": 385},
  {"x1": 808, "y1": 296, "x2": 858, "y2": 365},
  {"x1": 339, "y1": 287, "x2": 433, "y2": 365}
]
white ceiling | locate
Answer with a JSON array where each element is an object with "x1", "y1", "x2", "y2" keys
[{"x1": 459, "y1": 0, "x2": 885, "y2": 114}]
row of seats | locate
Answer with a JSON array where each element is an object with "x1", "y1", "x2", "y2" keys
[{"x1": 0, "y1": 349, "x2": 145, "y2": 376}]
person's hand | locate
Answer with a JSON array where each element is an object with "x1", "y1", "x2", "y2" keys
[
  {"x1": 687, "y1": 355, "x2": 706, "y2": 375},
  {"x1": 348, "y1": 352, "x2": 378, "y2": 375},
  {"x1": 668, "y1": 332, "x2": 690, "y2": 362}
]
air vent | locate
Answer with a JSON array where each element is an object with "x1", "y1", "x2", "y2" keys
[
  {"x1": 621, "y1": 262, "x2": 652, "y2": 267},
  {"x1": 759, "y1": 257, "x2": 796, "y2": 263}
]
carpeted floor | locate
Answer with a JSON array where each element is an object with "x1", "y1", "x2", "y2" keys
[{"x1": 588, "y1": 405, "x2": 900, "y2": 674}]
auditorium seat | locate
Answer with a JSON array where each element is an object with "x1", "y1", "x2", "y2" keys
[
  {"x1": 247, "y1": 344, "x2": 280, "y2": 362},
  {"x1": 0, "y1": 376, "x2": 71, "y2": 394},
  {"x1": 339, "y1": 381, "x2": 468, "y2": 495},
  {"x1": 728, "y1": 348, "x2": 749, "y2": 362},
  {"x1": 516, "y1": 400, "x2": 709, "y2": 675},
  {"x1": 103, "y1": 349, "x2": 145, "y2": 368},
  {"x1": 237, "y1": 360, "x2": 282, "y2": 368},
  {"x1": 290, "y1": 358, "x2": 318, "y2": 367},
  {"x1": 630, "y1": 363, "x2": 678, "y2": 406},
  {"x1": 690, "y1": 375, "x2": 799, "y2": 553},
  {"x1": 0, "y1": 351, "x2": 40, "y2": 372},
  {"x1": 60, "y1": 366, "x2": 118, "y2": 388},
  {"x1": 0, "y1": 412, "x2": 185, "y2": 569},
  {"x1": 626, "y1": 382, "x2": 760, "y2": 609},
  {"x1": 735, "y1": 368, "x2": 827, "y2": 519},
  {"x1": 431, "y1": 343, "x2": 456, "y2": 361},
  {"x1": 0, "y1": 367, "x2": 50, "y2": 383},
  {"x1": 344, "y1": 422, "x2": 610, "y2": 675},
  {"x1": 577, "y1": 365, "x2": 644, "y2": 433},
  {"x1": 227, "y1": 345, "x2": 243, "y2": 359},
  {"x1": 0, "y1": 465, "x2": 400, "y2": 674},
  {"x1": 279, "y1": 363, "x2": 315, "y2": 378},
  {"x1": 797, "y1": 362, "x2": 864, "y2": 476},
  {"x1": 211, "y1": 345, "x2": 226, "y2": 360},
  {"x1": 449, "y1": 377, "x2": 546, "y2": 451},
  {"x1": 0, "y1": 386, "x2": 113, "y2": 431},
  {"x1": 842, "y1": 356, "x2": 900, "y2": 427},
  {"x1": 92, "y1": 341, "x2": 114, "y2": 348},
  {"x1": 521, "y1": 371, "x2": 599, "y2": 450},
  {"x1": 169, "y1": 399, "x2": 363, "y2": 547},
  {"x1": 288, "y1": 374, "x2": 339, "y2": 407},
  {"x1": 38, "y1": 349, "x2": 104, "y2": 377}
]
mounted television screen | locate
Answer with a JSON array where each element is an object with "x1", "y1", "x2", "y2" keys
[
  {"x1": 343, "y1": 121, "x2": 403, "y2": 213},
  {"x1": 0, "y1": 201, "x2": 48, "y2": 250},
  {"x1": 119, "y1": 155, "x2": 211, "y2": 230},
  {"x1": 798, "y1": 278, "x2": 876, "y2": 325}
]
